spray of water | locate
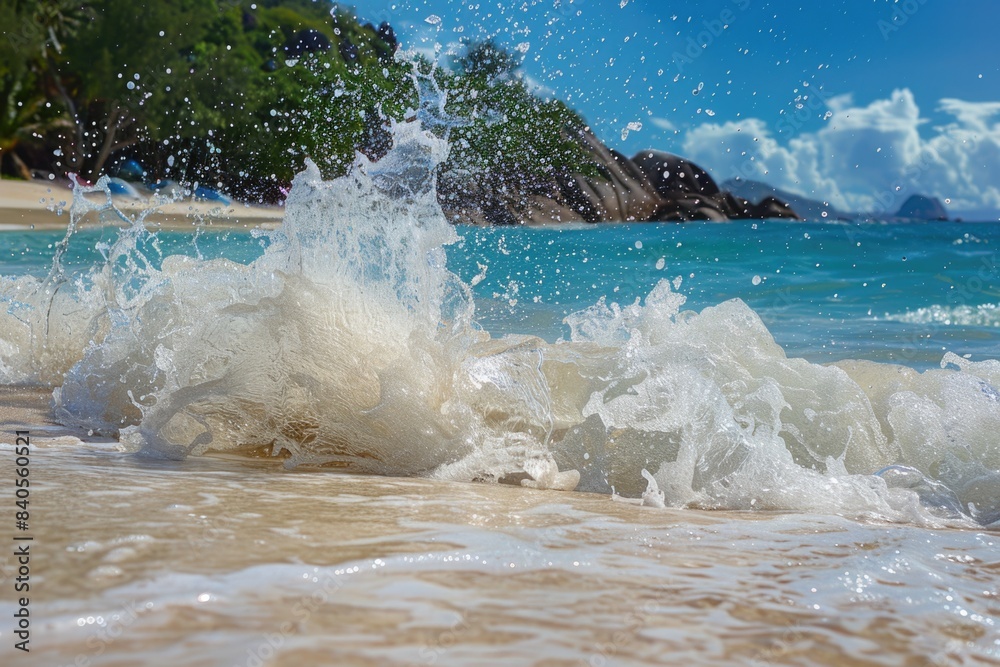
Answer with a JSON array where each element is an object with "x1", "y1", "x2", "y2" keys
[{"x1": 0, "y1": 119, "x2": 998, "y2": 528}]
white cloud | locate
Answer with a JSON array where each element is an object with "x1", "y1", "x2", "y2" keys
[
  {"x1": 937, "y1": 98, "x2": 1000, "y2": 133},
  {"x1": 676, "y1": 89, "x2": 1000, "y2": 213},
  {"x1": 681, "y1": 116, "x2": 850, "y2": 209},
  {"x1": 650, "y1": 117, "x2": 677, "y2": 132}
]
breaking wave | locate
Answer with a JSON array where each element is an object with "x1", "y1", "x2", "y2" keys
[{"x1": 1, "y1": 121, "x2": 998, "y2": 528}]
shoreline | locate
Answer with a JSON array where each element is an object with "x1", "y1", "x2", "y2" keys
[{"x1": 0, "y1": 178, "x2": 284, "y2": 231}]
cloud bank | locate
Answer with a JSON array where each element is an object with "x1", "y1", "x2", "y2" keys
[{"x1": 676, "y1": 89, "x2": 1000, "y2": 214}]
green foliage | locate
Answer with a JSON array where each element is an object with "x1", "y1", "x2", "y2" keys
[
  {"x1": 0, "y1": 1, "x2": 596, "y2": 204},
  {"x1": 57, "y1": 0, "x2": 417, "y2": 191},
  {"x1": 0, "y1": 0, "x2": 91, "y2": 176},
  {"x1": 256, "y1": 50, "x2": 417, "y2": 181},
  {"x1": 0, "y1": 0, "x2": 41, "y2": 153},
  {"x1": 442, "y1": 43, "x2": 594, "y2": 188}
]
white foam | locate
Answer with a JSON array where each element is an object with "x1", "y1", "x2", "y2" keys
[
  {"x1": 1, "y1": 122, "x2": 998, "y2": 527},
  {"x1": 883, "y1": 303, "x2": 1000, "y2": 327}
]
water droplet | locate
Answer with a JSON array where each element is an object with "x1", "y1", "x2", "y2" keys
[{"x1": 621, "y1": 121, "x2": 642, "y2": 141}]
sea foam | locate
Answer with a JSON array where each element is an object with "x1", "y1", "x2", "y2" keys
[{"x1": 0, "y1": 121, "x2": 998, "y2": 527}]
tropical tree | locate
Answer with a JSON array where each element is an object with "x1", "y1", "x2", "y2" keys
[
  {"x1": 433, "y1": 40, "x2": 596, "y2": 220},
  {"x1": 0, "y1": 0, "x2": 53, "y2": 177},
  {"x1": 0, "y1": 1, "x2": 601, "y2": 206}
]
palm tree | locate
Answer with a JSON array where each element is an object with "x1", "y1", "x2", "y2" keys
[
  {"x1": 32, "y1": 0, "x2": 92, "y2": 58},
  {"x1": 0, "y1": 76, "x2": 44, "y2": 178},
  {"x1": 0, "y1": 0, "x2": 91, "y2": 178}
]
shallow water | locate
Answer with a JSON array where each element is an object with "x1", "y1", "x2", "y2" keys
[
  {"x1": 1, "y1": 406, "x2": 998, "y2": 666},
  {"x1": 454, "y1": 221, "x2": 1000, "y2": 369},
  {"x1": 4, "y1": 219, "x2": 997, "y2": 369},
  {"x1": 1, "y1": 124, "x2": 999, "y2": 664}
]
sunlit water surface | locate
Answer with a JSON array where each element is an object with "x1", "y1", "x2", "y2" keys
[
  {"x1": 0, "y1": 130, "x2": 998, "y2": 664},
  {"x1": 1, "y1": 403, "x2": 997, "y2": 666}
]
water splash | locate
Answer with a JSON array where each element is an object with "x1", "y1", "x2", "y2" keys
[{"x1": 1, "y1": 122, "x2": 998, "y2": 528}]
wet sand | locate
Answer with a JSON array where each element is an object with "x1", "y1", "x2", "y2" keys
[{"x1": 0, "y1": 388, "x2": 997, "y2": 666}]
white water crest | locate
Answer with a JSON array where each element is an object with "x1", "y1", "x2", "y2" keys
[
  {"x1": 884, "y1": 303, "x2": 1000, "y2": 327},
  {"x1": 1, "y1": 121, "x2": 998, "y2": 528}
]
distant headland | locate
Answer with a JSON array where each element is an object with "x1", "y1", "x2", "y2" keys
[{"x1": 722, "y1": 179, "x2": 957, "y2": 223}]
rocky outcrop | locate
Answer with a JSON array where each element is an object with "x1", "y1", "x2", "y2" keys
[
  {"x1": 632, "y1": 149, "x2": 799, "y2": 222},
  {"x1": 438, "y1": 129, "x2": 800, "y2": 225},
  {"x1": 896, "y1": 194, "x2": 949, "y2": 221},
  {"x1": 722, "y1": 177, "x2": 849, "y2": 221},
  {"x1": 724, "y1": 179, "x2": 957, "y2": 222}
]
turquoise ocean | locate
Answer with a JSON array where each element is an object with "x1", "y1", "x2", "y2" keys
[{"x1": 0, "y1": 125, "x2": 998, "y2": 664}]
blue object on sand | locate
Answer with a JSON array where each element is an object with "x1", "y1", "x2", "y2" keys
[
  {"x1": 116, "y1": 159, "x2": 146, "y2": 181},
  {"x1": 107, "y1": 177, "x2": 142, "y2": 198},
  {"x1": 193, "y1": 186, "x2": 232, "y2": 206},
  {"x1": 148, "y1": 179, "x2": 174, "y2": 190}
]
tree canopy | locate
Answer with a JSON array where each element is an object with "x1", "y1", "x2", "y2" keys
[{"x1": 0, "y1": 0, "x2": 595, "y2": 205}]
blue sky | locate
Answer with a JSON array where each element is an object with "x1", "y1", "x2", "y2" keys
[{"x1": 340, "y1": 0, "x2": 1000, "y2": 216}]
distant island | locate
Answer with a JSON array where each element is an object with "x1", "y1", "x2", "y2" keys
[
  {"x1": 0, "y1": 0, "x2": 960, "y2": 225},
  {"x1": 723, "y1": 178, "x2": 955, "y2": 223}
]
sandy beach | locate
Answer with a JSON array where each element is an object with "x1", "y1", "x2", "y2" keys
[{"x1": 0, "y1": 178, "x2": 284, "y2": 230}]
